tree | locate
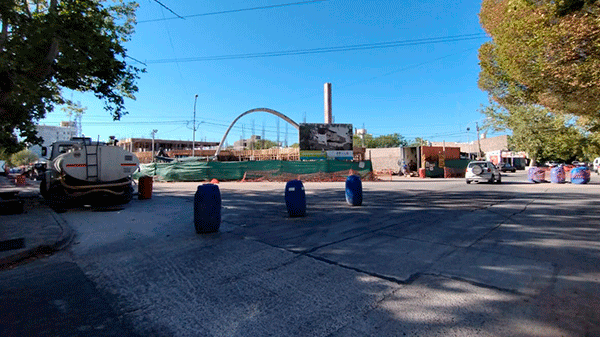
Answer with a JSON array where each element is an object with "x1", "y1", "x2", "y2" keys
[
  {"x1": 408, "y1": 137, "x2": 429, "y2": 147},
  {"x1": 0, "y1": 0, "x2": 143, "y2": 152},
  {"x1": 10, "y1": 149, "x2": 38, "y2": 166},
  {"x1": 353, "y1": 133, "x2": 407, "y2": 148},
  {"x1": 479, "y1": 0, "x2": 600, "y2": 119},
  {"x1": 353, "y1": 133, "x2": 372, "y2": 148},
  {"x1": 482, "y1": 102, "x2": 589, "y2": 164},
  {"x1": 254, "y1": 139, "x2": 278, "y2": 150},
  {"x1": 373, "y1": 133, "x2": 407, "y2": 148},
  {"x1": 0, "y1": 148, "x2": 10, "y2": 164}
]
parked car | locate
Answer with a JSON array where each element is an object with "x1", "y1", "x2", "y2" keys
[
  {"x1": 466, "y1": 161, "x2": 501, "y2": 184},
  {"x1": 498, "y1": 163, "x2": 516, "y2": 173}
]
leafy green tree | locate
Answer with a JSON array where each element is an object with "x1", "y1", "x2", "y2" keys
[
  {"x1": 479, "y1": 0, "x2": 600, "y2": 119},
  {"x1": 10, "y1": 149, "x2": 38, "y2": 166},
  {"x1": 373, "y1": 133, "x2": 407, "y2": 148},
  {"x1": 0, "y1": 0, "x2": 143, "y2": 152},
  {"x1": 0, "y1": 148, "x2": 10, "y2": 164},
  {"x1": 482, "y1": 103, "x2": 588, "y2": 164},
  {"x1": 353, "y1": 133, "x2": 373, "y2": 147},
  {"x1": 254, "y1": 139, "x2": 278, "y2": 150},
  {"x1": 408, "y1": 137, "x2": 429, "y2": 147},
  {"x1": 353, "y1": 133, "x2": 407, "y2": 148},
  {"x1": 478, "y1": 0, "x2": 600, "y2": 163}
]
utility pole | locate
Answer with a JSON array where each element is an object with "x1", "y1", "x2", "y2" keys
[
  {"x1": 476, "y1": 123, "x2": 482, "y2": 159},
  {"x1": 151, "y1": 129, "x2": 158, "y2": 163},
  {"x1": 192, "y1": 94, "x2": 198, "y2": 157},
  {"x1": 261, "y1": 120, "x2": 265, "y2": 149},
  {"x1": 251, "y1": 119, "x2": 255, "y2": 151}
]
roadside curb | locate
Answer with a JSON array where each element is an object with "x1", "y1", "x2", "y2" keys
[
  {"x1": 47, "y1": 209, "x2": 75, "y2": 251},
  {"x1": 0, "y1": 204, "x2": 75, "y2": 270}
]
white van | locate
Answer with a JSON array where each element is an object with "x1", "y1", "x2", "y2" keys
[{"x1": 593, "y1": 157, "x2": 600, "y2": 173}]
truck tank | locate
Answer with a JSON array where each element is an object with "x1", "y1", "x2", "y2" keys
[
  {"x1": 53, "y1": 146, "x2": 139, "y2": 182},
  {"x1": 41, "y1": 138, "x2": 140, "y2": 210}
]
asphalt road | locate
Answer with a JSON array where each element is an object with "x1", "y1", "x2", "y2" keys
[
  {"x1": 10, "y1": 171, "x2": 600, "y2": 336},
  {"x1": 0, "y1": 254, "x2": 137, "y2": 337}
]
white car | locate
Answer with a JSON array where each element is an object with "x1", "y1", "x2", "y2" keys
[{"x1": 466, "y1": 161, "x2": 501, "y2": 184}]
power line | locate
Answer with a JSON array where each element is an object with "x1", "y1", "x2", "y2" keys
[
  {"x1": 125, "y1": 55, "x2": 147, "y2": 66},
  {"x1": 138, "y1": 0, "x2": 326, "y2": 23},
  {"x1": 159, "y1": 3, "x2": 184, "y2": 79},
  {"x1": 339, "y1": 46, "x2": 480, "y2": 90},
  {"x1": 146, "y1": 33, "x2": 488, "y2": 64},
  {"x1": 151, "y1": 0, "x2": 184, "y2": 20}
]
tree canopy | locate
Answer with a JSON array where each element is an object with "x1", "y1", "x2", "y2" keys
[
  {"x1": 253, "y1": 139, "x2": 279, "y2": 150},
  {"x1": 0, "y1": 0, "x2": 143, "y2": 153},
  {"x1": 479, "y1": 0, "x2": 600, "y2": 119},
  {"x1": 481, "y1": 102, "x2": 592, "y2": 163},
  {"x1": 353, "y1": 133, "x2": 408, "y2": 148},
  {"x1": 478, "y1": 0, "x2": 600, "y2": 162},
  {"x1": 408, "y1": 137, "x2": 429, "y2": 147},
  {"x1": 10, "y1": 149, "x2": 38, "y2": 166}
]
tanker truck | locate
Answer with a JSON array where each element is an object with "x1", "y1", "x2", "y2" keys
[{"x1": 40, "y1": 137, "x2": 140, "y2": 209}]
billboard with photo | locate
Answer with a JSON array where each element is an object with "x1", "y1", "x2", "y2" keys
[{"x1": 299, "y1": 123, "x2": 353, "y2": 160}]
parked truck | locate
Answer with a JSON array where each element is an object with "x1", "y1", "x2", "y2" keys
[{"x1": 40, "y1": 137, "x2": 139, "y2": 209}]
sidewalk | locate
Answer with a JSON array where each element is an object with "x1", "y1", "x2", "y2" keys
[{"x1": 0, "y1": 175, "x2": 74, "y2": 269}]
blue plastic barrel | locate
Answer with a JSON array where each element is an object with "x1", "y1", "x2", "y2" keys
[
  {"x1": 194, "y1": 184, "x2": 221, "y2": 233},
  {"x1": 550, "y1": 166, "x2": 565, "y2": 184},
  {"x1": 570, "y1": 166, "x2": 590, "y2": 184},
  {"x1": 528, "y1": 167, "x2": 546, "y2": 183},
  {"x1": 285, "y1": 180, "x2": 306, "y2": 217},
  {"x1": 345, "y1": 175, "x2": 363, "y2": 206}
]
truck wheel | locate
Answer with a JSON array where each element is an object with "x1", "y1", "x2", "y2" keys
[
  {"x1": 40, "y1": 175, "x2": 48, "y2": 199},
  {"x1": 48, "y1": 185, "x2": 68, "y2": 212},
  {"x1": 117, "y1": 185, "x2": 134, "y2": 205}
]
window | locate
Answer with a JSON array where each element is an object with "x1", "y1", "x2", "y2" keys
[{"x1": 58, "y1": 145, "x2": 73, "y2": 154}]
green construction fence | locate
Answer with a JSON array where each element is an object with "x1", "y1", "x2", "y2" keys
[
  {"x1": 134, "y1": 160, "x2": 373, "y2": 182},
  {"x1": 424, "y1": 159, "x2": 470, "y2": 178}
]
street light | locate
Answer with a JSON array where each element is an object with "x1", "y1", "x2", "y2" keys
[
  {"x1": 192, "y1": 94, "x2": 198, "y2": 157},
  {"x1": 151, "y1": 129, "x2": 158, "y2": 162},
  {"x1": 466, "y1": 127, "x2": 471, "y2": 159}
]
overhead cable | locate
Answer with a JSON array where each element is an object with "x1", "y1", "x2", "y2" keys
[
  {"x1": 146, "y1": 33, "x2": 488, "y2": 64},
  {"x1": 138, "y1": 0, "x2": 326, "y2": 23},
  {"x1": 151, "y1": 0, "x2": 185, "y2": 20}
]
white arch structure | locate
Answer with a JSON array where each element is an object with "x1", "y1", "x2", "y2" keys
[{"x1": 214, "y1": 108, "x2": 299, "y2": 157}]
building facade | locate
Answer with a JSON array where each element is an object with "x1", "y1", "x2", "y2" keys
[
  {"x1": 430, "y1": 135, "x2": 510, "y2": 156},
  {"x1": 117, "y1": 138, "x2": 220, "y2": 153},
  {"x1": 29, "y1": 122, "x2": 77, "y2": 159}
]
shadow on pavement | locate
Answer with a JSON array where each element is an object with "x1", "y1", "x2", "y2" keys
[{"x1": 64, "y1": 183, "x2": 600, "y2": 336}]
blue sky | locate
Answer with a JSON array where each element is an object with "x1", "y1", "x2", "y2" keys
[{"x1": 41, "y1": 0, "x2": 496, "y2": 146}]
